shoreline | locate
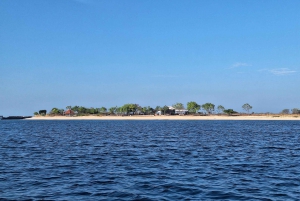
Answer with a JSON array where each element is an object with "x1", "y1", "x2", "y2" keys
[{"x1": 27, "y1": 115, "x2": 300, "y2": 121}]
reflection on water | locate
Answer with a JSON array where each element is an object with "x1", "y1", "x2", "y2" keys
[{"x1": 0, "y1": 120, "x2": 299, "y2": 200}]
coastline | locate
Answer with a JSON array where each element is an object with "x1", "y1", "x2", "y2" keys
[{"x1": 27, "y1": 115, "x2": 300, "y2": 121}]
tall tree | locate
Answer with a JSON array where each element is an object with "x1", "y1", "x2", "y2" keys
[
  {"x1": 217, "y1": 105, "x2": 225, "y2": 114},
  {"x1": 129, "y1": 104, "x2": 138, "y2": 114},
  {"x1": 187, "y1": 101, "x2": 200, "y2": 113},
  {"x1": 142, "y1": 107, "x2": 147, "y2": 115},
  {"x1": 136, "y1": 105, "x2": 143, "y2": 114},
  {"x1": 115, "y1": 107, "x2": 122, "y2": 115},
  {"x1": 202, "y1": 103, "x2": 215, "y2": 114},
  {"x1": 173, "y1": 103, "x2": 184, "y2": 110},
  {"x1": 121, "y1": 103, "x2": 138, "y2": 115},
  {"x1": 66, "y1": 106, "x2": 72, "y2": 110},
  {"x1": 291, "y1": 108, "x2": 300, "y2": 114},
  {"x1": 281, "y1": 109, "x2": 290, "y2": 114},
  {"x1": 155, "y1": 106, "x2": 162, "y2": 112},
  {"x1": 72, "y1": 106, "x2": 79, "y2": 112},
  {"x1": 147, "y1": 106, "x2": 154, "y2": 115},
  {"x1": 89, "y1": 107, "x2": 96, "y2": 114},
  {"x1": 242, "y1": 103, "x2": 252, "y2": 114},
  {"x1": 99, "y1": 107, "x2": 107, "y2": 113},
  {"x1": 78, "y1": 106, "x2": 87, "y2": 114},
  {"x1": 162, "y1": 105, "x2": 169, "y2": 115},
  {"x1": 109, "y1": 107, "x2": 116, "y2": 114}
]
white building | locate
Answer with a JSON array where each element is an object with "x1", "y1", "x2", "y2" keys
[{"x1": 168, "y1": 106, "x2": 188, "y2": 115}]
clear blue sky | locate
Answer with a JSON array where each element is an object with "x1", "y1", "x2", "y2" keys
[{"x1": 1, "y1": 0, "x2": 299, "y2": 115}]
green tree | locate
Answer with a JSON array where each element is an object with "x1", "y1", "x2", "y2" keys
[
  {"x1": 109, "y1": 107, "x2": 116, "y2": 114},
  {"x1": 155, "y1": 106, "x2": 162, "y2": 113},
  {"x1": 115, "y1": 107, "x2": 122, "y2": 115},
  {"x1": 202, "y1": 103, "x2": 215, "y2": 114},
  {"x1": 187, "y1": 101, "x2": 200, "y2": 113},
  {"x1": 121, "y1": 104, "x2": 138, "y2": 115},
  {"x1": 34, "y1": 112, "x2": 38, "y2": 115},
  {"x1": 71, "y1": 106, "x2": 79, "y2": 112},
  {"x1": 242, "y1": 103, "x2": 252, "y2": 114},
  {"x1": 291, "y1": 108, "x2": 300, "y2": 114},
  {"x1": 142, "y1": 107, "x2": 147, "y2": 115},
  {"x1": 77, "y1": 106, "x2": 87, "y2": 114},
  {"x1": 121, "y1": 104, "x2": 130, "y2": 114},
  {"x1": 50, "y1": 108, "x2": 61, "y2": 115},
  {"x1": 66, "y1": 106, "x2": 72, "y2": 110},
  {"x1": 99, "y1": 107, "x2": 107, "y2": 113},
  {"x1": 89, "y1": 107, "x2": 96, "y2": 114},
  {"x1": 162, "y1": 105, "x2": 169, "y2": 115},
  {"x1": 281, "y1": 109, "x2": 290, "y2": 114},
  {"x1": 173, "y1": 103, "x2": 184, "y2": 110},
  {"x1": 130, "y1": 104, "x2": 138, "y2": 114},
  {"x1": 223, "y1": 109, "x2": 238, "y2": 115},
  {"x1": 147, "y1": 106, "x2": 154, "y2": 115},
  {"x1": 217, "y1": 105, "x2": 225, "y2": 114}
]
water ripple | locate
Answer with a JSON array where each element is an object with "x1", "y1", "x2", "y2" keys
[{"x1": 0, "y1": 120, "x2": 299, "y2": 200}]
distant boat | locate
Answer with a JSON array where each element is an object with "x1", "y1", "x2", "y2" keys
[{"x1": 0, "y1": 116, "x2": 32, "y2": 120}]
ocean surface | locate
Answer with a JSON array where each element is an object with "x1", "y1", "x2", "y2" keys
[{"x1": 0, "y1": 120, "x2": 299, "y2": 200}]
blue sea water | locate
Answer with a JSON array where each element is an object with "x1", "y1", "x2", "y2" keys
[{"x1": 0, "y1": 120, "x2": 299, "y2": 200}]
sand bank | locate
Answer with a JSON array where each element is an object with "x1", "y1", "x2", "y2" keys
[{"x1": 28, "y1": 115, "x2": 300, "y2": 120}]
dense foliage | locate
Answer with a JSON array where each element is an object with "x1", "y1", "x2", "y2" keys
[
  {"x1": 33, "y1": 102, "x2": 300, "y2": 116},
  {"x1": 223, "y1": 109, "x2": 238, "y2": 115},
  {"x1": 187, "y1": 101, "x2": 201, "y2": 113},
  {"x1": 242, "y1": 103, "x2": 253, "y2": 113},
  {"x1": 202, "y1": 103, "x2": 215, "y2": 114}
]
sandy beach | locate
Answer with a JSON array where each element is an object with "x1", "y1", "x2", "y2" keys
[{"x1": 28, "y1": 115, "x2": 300, "y2": 121}]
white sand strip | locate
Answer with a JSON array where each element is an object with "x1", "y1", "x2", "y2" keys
[{"x1": 27, "y1": 115, "x2": 300, "y2": 121}]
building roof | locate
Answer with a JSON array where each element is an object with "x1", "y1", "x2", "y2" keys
[
  {"x1": 64, "y1": 109, "x2": 75, "y2": 115},
  {"x1": 168, "y1": 106, "x2": 187, "y2": 111}
]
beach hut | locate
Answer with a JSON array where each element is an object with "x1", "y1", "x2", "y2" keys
[
  {"x1": 168, "y1": 106, "x2": 188, "y2": 115},
  {"x1": 64, "y1": 109, "x2": 75, "y2": 116}
]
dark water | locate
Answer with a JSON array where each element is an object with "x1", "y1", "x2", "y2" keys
[{"x1": 0, "y1": 120, "x2": 299, "y2": 200}]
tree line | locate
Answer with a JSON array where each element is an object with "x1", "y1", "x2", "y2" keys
[
  {"x1": 281, "y1": 108, "x2": 300, "y2": 114},
  {"x1": 34, "y1": 102, "x2": 258, "y2": 116}
]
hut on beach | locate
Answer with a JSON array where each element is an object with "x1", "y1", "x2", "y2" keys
[
  {"x1": 168, "y1": 106, "x2": 188, "y2": 115},
  {"x1": 64, "y1": 109, "x2": 75, "y2": 116}
]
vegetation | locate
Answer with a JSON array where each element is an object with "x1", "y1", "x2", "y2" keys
[
  {"x1": 109, "y1": 107, "x2": 117, "y2": 114},
  {"x1": 291, "y1": 108, "x2": 300, "y2": 114},
  {"x1": 162, "y1": 105, "x2": 169, "y2": 115},
  {"x1": 155, "y1": 106, "x2": 162, "y2": 113},
  {"x1": 187, "y1": 101, "x2": 201, "y2": 114},
  {"x1": 202, "y1": 103, "x2": 215, "y2": 114},
  {"x1": 50, "y1": 108, "x2": 64, "y2": 115},
  {"x1": 98, "y1": 107, "x2": 107, "y2": 113},
  {"x1": 35, "y1": 102, "x2": 300, "y2": 116},
  {"x1": 242, "y1": 103, "x2": 252, "y2": 114},
  {"x1": 172, "y1": 103, "x2": 184, "y2": 110},
  {"x1": 217, "y1": 105, "x2": 225, "y2": 114},
  {"x1": 281, "y1": 109, "x2": 290, "y2": 114},
  {"x1": 223, "y1": 109, "x2": 238, "y2": 115}
]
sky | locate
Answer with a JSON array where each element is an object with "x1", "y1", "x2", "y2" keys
[{"x1": 0, "y1": 0, "x2": 299, "y2": 115}]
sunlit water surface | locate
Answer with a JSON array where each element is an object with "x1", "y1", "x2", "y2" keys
[{"x1": 0, "y1": 120, "x2": 299, "y2": 200}]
